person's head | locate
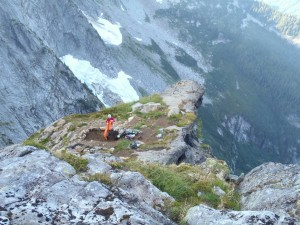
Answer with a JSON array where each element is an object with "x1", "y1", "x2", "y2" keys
[{"x1": 107, "y1": 114, "x2": 111, "y2": 118}]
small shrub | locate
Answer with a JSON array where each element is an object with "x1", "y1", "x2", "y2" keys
[
  {"x1": 109, "y1": 161, "x2": 125, "y2": 169},
  {"x1": 40, "y1": 137, "x2": 51, "y2": 145},
  {"x1": 197, "y1": 119, "x2": 203, "y2": 139},
  {"x1": 200, "y1": 143, "x2": 211, "y2": 149},
  {"x1": 139, "y1": 94, "x2": 164, "y2": 104},
  {"x1": 22, "y1": 140, "x2": 48, "y2": 150},
  {"x1": 168, "y1": 113, "x2": 182, "y2": 123},
  {"x1": 115, "y1": 140, "x2": 131, "y2": 151},
  {"x1": 177, "y1": 112, "x2": 197, "y2": 127},
  {"x1": 222, "y1": 191, "x2": 241, "y2": 210},
  {"x1": 100, "y1": 102, "x2": 133, "y2": 120},
  {"x1": 199, "y1": 192, "x2": 220, "y2": 208},
  {"x1": 85, "y1": 173, "x2": 112, "y2": 186},
  {"x1": 59, "y1": 150, "x2": 88, "y2": 173},
  {"x1": 68, "y1": 125, "x2": 76, "y2": 132},
  {"x1": 136, "y1": 110, "x2": 166, "y2": 119}
]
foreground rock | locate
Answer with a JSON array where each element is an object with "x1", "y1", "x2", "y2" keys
[
  {"x1": 238, "y1": 162, "x2": 300, "y2": 220},
  {"x1": 0, "y1": 145, "x2": 175, "y2": 225},
  {"x1": 185, "y1": 204, "x2": 298, "y2": 225}
]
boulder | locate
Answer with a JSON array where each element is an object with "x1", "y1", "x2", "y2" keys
[
  {"x1": 131, "y1": 102, "x2": 162, "y2": 114},
  {"x1": 110, "y1": 171, "x2": 174, "y2": 210},
  {"x1": 161, "y1": 80, "x2": 205, "y2": 116},
  {"x1": 238, "y1": 162, "x2": 300, "y2": 220},
  {"x1": 185, "y1": 204, "x2": 298, "y2": 225}
]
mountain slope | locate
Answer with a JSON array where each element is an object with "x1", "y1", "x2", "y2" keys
[
  {"x1": 1, "y1": 0, "x2": 299, "y2": 173},
  {"x1": 0, "y1": 6, "x2": 101, "y2": 147}
]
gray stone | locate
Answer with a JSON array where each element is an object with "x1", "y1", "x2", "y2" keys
[
  {"x1": 0, "y1": 145, "x2": 176, "y2": 225},
  {"x1": 162, "y1": 80, "x2": 205, "y2": 116},
  {"x1": 0, "y1": 217, "x2": 9, "y2": 225},
  {"x1": 213, "y1": 186, "x2": 226, "y2": 196},
  {"x1": 111, "y1": 171, "x2": 174, "y2": 210},
  {"x1": 225, "y1": 173, "x2": 244, "y2": 184},
  {"x1": 185, "y1": 204, "x2": 298, "y2": 225},
  {"x1": 82, "y1": 153, "x2": 112, "y2": 174},
  {"x1": 132, "y1": 102, "x2": 143, "y2": 112},
  {"x1": 140, "y1": 102, "x2": 162, "y2": 113},
  {"x1": 239, "y1": 162, "x2": 300, "y2": 220}
]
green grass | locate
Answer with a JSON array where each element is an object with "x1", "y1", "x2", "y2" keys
[
  {"x1": 115, "y1": 140, "x2": 131, "y2": 151},
  {"x1": 22, "y1": 140, "x2": 48, "y2": 150},
  {"x1": 22, "y1": 130, "x2": 48, "y2": 150},
  {"x1": 168, "y1": 112, "x2": 197, "y2": 127},
  {"x1": 84, "y1": 173, "x2": 112, "y2": 186},
  {"x1": 139, "y1": 94, "x2": 164, "y2": 104},
  {"x1": 59, "y1": 150, "x2": 88, "y2": 173},
  {"x1": 100, "y1": 102, "x2": 133, "y2": 120}
]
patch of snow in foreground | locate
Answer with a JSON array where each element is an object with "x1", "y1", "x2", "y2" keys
[
  {"x1": 60, "y1": 55, "x2": 139, "y2": 106},
  {"x1": 88, "y1": 17, "x2": 122, "y2": 46}
]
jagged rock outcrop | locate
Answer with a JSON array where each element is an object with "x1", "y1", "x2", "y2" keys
[
  {"x1": 0, "y1": 145, "x2": 175, "y2": 225},
  {"x1": 161, "y1": 80, "x2": 205, "y2": 116},
  {"x1": 238, "y1": 162, "x2": 300, "y2": 220},
  {"x1": 136, "y1": 80, "x2": 210, "y2": 165},
  {"x1": 185, "y1": 204, "x2": 298, "y2": 225}
]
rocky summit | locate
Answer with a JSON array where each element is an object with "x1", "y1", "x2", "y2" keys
[{"x1": 0, "y1": 80, "x2": 299, "y2": 225}]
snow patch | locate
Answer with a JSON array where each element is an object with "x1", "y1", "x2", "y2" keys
[
  {"x1": 241, "y1": 14, "x2": 264, "y2": 29},
  {"x1": 232, "y1": 0, "x2": 239, "y2": 8},
  {"x1": 224, "y1": 115, "x2": 251, "y2": 142},
  {"x1": 60, "y1": 55, "x2": 139, "y2": 106},
  {"x1": 217, "y1": 127, "x2": 224, "y2": 136},
  {"x1": 88, "y1": 17, "x2": 122, "y2": 46},
  {"x1": 135, "y1": 37, "x2": 143, "y2": 42},
  {"x1": 212, "y1": 33, "x2": 230, "y2": 45},
  {"x1": 236, "y1": 81, "x2": 240, "y2": 90},
  {"x1": 202, "y1": 96, "x2": 213, "y2": 106},
  {"x1": 287, "y1": 114, "x2": 300, "y2": 128},
  {"x1": 120, "y1": 4, "x2": 125, "y2": 11}
]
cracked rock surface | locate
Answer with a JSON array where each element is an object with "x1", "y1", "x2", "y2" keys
[{"x1": 0, "y1": 145, "x2": 175, "y2": 225}]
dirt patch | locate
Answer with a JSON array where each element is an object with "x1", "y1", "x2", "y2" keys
[
  {"x1": 84, "y1": 129, "x2": 119, "y2": 142},
  {"x1": 153, "y1": 116, "x2": 172, "y2": 127},
  {"x1": 139, "y1": 127, "x2": 158, "y2": 144}
]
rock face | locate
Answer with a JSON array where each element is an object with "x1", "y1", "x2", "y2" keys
[
  {"x1": 0, "y1": 2, "x2": 102, "y2": 147},
  {"x1": 185, "y1": 204, "x2": 298, "y2": 225},
  {"x1": 238, "y1": 162, "x2": 300, "y2": 220},
  {"x1": 161, "y1": 80, "x2": 205, "y2": 116},
  {"x1": 0, "y1": 145, "x2": 175, "y2": 225}
]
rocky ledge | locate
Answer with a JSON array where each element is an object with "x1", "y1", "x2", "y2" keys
[{"x1": 0, "y1": 80, "x2": 299, "y2": 225}]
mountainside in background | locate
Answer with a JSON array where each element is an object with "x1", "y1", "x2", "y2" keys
[
  {"x1": 249, "y1": 0, "x2": 300, "y2": 45},
  {"x1": 1, "y1": 0, "x2": 300, "y2": 173}
]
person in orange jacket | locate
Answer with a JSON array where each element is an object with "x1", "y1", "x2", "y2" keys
[{"x1": 103, "y1": 114, "x2": 115, "y2": 140}]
